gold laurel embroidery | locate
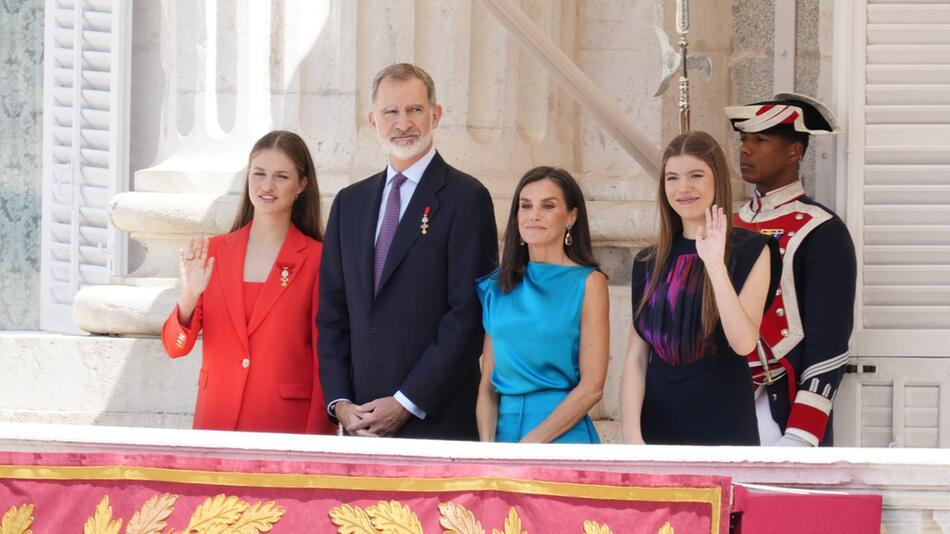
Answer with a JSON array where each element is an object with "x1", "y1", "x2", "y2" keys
[
  {"x1": 0, "y1": 504, "x2": 34, "y2": 534},
  {"x1": 85, "y1": 496, "x2": 123, "y2": 534},
  {"x1": 438, "y1": 502, "x2": 485, "y2": 534},
  {"x1": 365, "y1": 500, "x2": 423, "y2": 534},
  {"x1": 582, "y1": 521, "x2": 612, "y2": 534},
  {"x1": 492, "y1": 507, "x2": 526, "y2": 534},
  {"x1": 184, "y1": 495, "x2": 249, "y2": 532},
  {"x1": 328, "y1": 504, "x2": 377, "y2": 534},
  {"x1": 657, "y1": 522, "x2": 674, "y2": 534},
  {"x1": 223, "y1": 501, "x2": 285, "y2": 534},
  {"x1": 126, "y1": 493, "x2": 178, "y2": 534}
]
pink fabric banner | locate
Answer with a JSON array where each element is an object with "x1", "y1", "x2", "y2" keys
[
  {"x1": 733, "y1": 485, "x2": 882, "y2": 534},
  {"x1": 0, "y1": 451, "x2": 730, "y2": 533}
]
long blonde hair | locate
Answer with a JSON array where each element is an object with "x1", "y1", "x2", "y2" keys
[{"x1": 634, "y1": 131, "x2": 734, "y2": 339}]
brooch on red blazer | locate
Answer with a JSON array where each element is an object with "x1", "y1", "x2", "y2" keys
[
  {"x1": 279, "y1": 264, "x2": 294, "y2": 287},
  {"x1": 421, "y1": 206, "x2": 431, "y2": 235}
]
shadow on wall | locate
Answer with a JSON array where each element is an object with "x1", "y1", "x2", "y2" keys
[
  {"x1": 92, "y1": 337, "x2": 200, "y2": 429},
  {"x1": 0, "y1": 333, "x2": 197, "y2": 428}
]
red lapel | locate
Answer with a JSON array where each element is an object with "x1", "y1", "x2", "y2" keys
[
  {"x1": 246, "y1": 224, "x2": 310, "y2": 336},
  {"x1": 216, "y1": 224, "x2": 252, "y2": 355}
]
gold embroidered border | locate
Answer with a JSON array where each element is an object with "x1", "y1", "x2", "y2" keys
[{"x1": 0, "y1": 465, "x2": 722, "y2": 534}]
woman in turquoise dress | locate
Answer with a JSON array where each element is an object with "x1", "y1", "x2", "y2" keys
[{"x1": 476, "y1": 166, "x2": 609, "y2": 443}]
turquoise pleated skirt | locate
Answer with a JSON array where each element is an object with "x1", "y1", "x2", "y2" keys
[{"x1": 496, "y1": 390, "x2": 600, "y2": 444}]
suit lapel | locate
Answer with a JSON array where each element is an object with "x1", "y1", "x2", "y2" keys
[
  {"x1": 217, "y1": 225, "x2": 251, "y2": 355},
  {"x1": 375, "y1": 153, "x2": 446, "y2": 298},
  {"x1": 359, "y1": 171, "x2": 387, "y2": 309},
  {"x1": 247, "y1": 224, "x2": 309, "y2": 336}
]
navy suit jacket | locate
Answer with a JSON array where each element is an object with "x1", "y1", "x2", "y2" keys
[{"x1": 317, "y1": 152, "x2": 498, "y2": 440}]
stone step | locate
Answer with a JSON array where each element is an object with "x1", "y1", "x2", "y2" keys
[{"x1": 0, "y1": 333, "x2": 199, "y2": 429}]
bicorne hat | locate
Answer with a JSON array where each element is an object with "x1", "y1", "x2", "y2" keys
[{"x1": 725, "y1": 93, "x2": 841, "y2": 135}]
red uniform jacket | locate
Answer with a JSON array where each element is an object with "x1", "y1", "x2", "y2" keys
[
  {"x1": 734, "y1": 181, "x2": 856, "y2": 445},
  {"x1": 162, "y1": 223, "x2": 335, "y2": 435}
]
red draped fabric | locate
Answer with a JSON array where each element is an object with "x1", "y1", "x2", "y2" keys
[{"x1": 0, "y1": 451, "x2": 730, "y2": 533}]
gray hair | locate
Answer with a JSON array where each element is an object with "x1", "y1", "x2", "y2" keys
[{"x1": 371, "y1": 63, "x2": 437, "y2": 106}]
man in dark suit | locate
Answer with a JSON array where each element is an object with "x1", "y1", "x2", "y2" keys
[{"x1": 317, "y1": 63, "x2": 498, "y2": 440}]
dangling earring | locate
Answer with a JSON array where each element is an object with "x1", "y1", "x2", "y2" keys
[{"x1": 564, "y1": 224, "x2": 573, "y2": 247}]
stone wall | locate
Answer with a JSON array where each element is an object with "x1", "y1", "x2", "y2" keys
[
  {"x1": 0, "y1": 0, "x2": 43, "y2": 329},
  {"x1": 0, "y1": 333, "x2": 198, "y2": 429},
  {"x1": 730, "y1": 0, "x2": 838, "y2": 205}
]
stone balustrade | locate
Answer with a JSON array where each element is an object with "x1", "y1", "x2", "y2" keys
[{"x1": 0, "y1": 422, "x2": 948, "y2": 532}]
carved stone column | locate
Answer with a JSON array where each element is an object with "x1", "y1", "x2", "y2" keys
[{"x1": 74, "y1": 0, "x2": 287, "y2": 333}]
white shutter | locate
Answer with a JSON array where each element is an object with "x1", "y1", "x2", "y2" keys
[
  {"x1": 856, "y1": 0, "x2": 950, "y2": 355},
  {"x1": 40, "y1": 0, "x2": 130, "y2": 333},
  {"x1": 834, "y1": 357, "x2": 950, "y2": 447}
]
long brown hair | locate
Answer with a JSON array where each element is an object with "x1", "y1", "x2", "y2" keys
[
  {"x1": 634, "y1": 131, "x2": 734, "y2": 339},
  {"x1": 499, "y1": 166, "x2": 600, "y2": 293},
  {"x1": 230, "y1": 130, "x2": 323, "y2": 241}
]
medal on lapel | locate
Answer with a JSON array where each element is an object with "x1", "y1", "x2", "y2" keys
[
  {"x1": 280, "y1": 265, "x2": 291, "y2": 287},
  {"x1": 421, "y1": 206, "x2": 431, "y2": 235}
]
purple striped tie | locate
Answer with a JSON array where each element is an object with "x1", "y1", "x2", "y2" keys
[{"x1": 374, "y1": 173, "x2": 408, "y2": 294}]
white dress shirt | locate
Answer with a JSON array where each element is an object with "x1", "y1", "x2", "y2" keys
[{"x1": 374, "y1": 146, "x2": 437, "y2": 243}]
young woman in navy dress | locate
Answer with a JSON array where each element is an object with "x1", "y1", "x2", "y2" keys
[{"x1": 620, "y1": 131, "x2": 780, "y2": 445}]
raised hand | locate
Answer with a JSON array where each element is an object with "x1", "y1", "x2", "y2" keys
[
  {"x1": 177, "y1": 236, "x2": 214, "y2": 324},
  {"x1": 695, "y1": 205, "x2": 727, "y2": 269}
]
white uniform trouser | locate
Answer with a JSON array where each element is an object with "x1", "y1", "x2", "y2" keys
[{"x1": 756, "y1": 385, "x2": 783, "y2": 445}]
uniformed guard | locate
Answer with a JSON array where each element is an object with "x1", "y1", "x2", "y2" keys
[{"x1": 725, "y1": 93, "x2": 857, "y2": 446}]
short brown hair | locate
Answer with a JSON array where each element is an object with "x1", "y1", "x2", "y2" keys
[{"x1": 371, "y1": 63, "x2": 437, "y2": 106}]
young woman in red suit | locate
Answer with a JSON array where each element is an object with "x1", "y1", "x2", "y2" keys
[{"x1": 162, "y1": 131, "x2": 335, "y2": 434}]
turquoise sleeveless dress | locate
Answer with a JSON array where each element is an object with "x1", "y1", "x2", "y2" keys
[{"x1": 476, "y1": 262, "x2": 601, "y2": 444}]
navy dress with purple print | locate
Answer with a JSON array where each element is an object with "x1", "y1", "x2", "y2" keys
[{"x1": 632, "y1": 228, "x2": 780, "y2": 445}]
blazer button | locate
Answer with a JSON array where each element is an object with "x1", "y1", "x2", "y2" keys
[
  {"x1": 369, "y1": 326, "x2": 377, "y2": 334},
  {"x1": 795, "y1": 213, "x2": 805, "y2": 220},
  {"x1": 776, "y1": 307, "x2": 785, "y2": 317},
  {"x1": 242, "y1": 358, "x2": 250, "y2": 368},
  {"x1": 780, "y1": 329, "x2": 789, "y2": 337},
  {"x1": 776, "y1": 288, "x2": 782, "y2": 296}
]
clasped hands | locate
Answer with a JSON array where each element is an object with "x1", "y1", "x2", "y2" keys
[{"x1": 335, "y1": 396, "x2": 411, "y2": 437}]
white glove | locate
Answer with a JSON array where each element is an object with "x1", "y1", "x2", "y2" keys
[{"x1": 769, "y1": 433, "x2": 814, "y2": 447}]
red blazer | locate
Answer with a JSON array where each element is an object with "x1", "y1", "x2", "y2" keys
[{"x1": 162, "y1": 223, "x2": 335, "y2": 434}]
